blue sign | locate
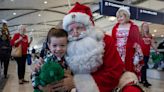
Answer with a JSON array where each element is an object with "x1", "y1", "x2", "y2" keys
[
  {"x1": 137, "y1": 8, "x2": 164, "y2": 24},
  {"x1": 100, "y1": 0, "x2": 137, "y2": 19},
  {"x1": 100, "y1": 0, "x2": 164, "y2": 24}
]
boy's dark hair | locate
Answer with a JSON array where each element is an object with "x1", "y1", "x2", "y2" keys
[{"x1": 47, "y1": 28, "x2": 68, "y2": 43}]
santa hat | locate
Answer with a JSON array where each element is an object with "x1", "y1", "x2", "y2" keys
[
  {"x1": 63, "y1": 2, "x2": 94, "y2": 32},
  {"x1": 117, "y1": 7, "x2": 131, "y2": 16}
]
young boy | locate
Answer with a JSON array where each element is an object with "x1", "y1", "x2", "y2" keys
[{"x1": 31, "y1": 28, "x2": 69, "y2": 92}]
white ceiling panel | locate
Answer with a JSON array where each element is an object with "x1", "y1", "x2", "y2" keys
[
  {"x1": 0, "y1": 10, "x2": 34, "y2": 20},
  {"x1": 8, "y1": 11, "x2": 64, "y2": 26}
]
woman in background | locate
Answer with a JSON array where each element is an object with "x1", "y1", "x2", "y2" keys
[
  {"x1": 11, "y1": 25, "x2": 32, "y2": 84},
  {"x1": 112, "y1": 7, "x2": 143, "y2": 73},
  {"x1": 140, "y1": 22, "x2": 158, "y2": 87},
  {"x1": 0, "y1": 21, "x2": 11, "y2": 78}
]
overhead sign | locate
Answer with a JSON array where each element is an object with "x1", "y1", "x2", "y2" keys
[
  {"x1": 100, "y1": 0, "x2": 164, "y2": 24},
  {"x1": 137, "y1": 8, "x2": 164, "y2": 24}
]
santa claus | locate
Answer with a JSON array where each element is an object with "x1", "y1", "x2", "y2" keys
[{"x1": 62, "y1": 2, "x2": 124, "y2": 92}]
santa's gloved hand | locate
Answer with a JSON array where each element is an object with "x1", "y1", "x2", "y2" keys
[
  {"x1": 38, "y1": 85, "x2": 52, "y2": 92},
  {"x1": 51, "y1": 74, "x2": 75, "y2": 92}
]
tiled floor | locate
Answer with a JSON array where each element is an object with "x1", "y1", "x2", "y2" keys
[
  {"x1": 2, "y1": 61, "x2": 164, "y2": 92},
  {"x1": 2, "y1": 61, "x2": 33, "y2": 92}
]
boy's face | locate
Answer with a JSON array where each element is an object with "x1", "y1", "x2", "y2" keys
[{"x1": 48, "y1": 37, "x2": 67, "y2": 58}]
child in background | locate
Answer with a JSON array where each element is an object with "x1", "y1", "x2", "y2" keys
[
  {"x1": 140, "y1": 22, "x2": 159, "y2": 87},
  {"x1": 31, "y1": 28, "x2": 69, "y2": 92}
]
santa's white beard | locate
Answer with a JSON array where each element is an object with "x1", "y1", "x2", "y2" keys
[{"x1": 65, "y1": 30, "x2": 105, "y2": 74}]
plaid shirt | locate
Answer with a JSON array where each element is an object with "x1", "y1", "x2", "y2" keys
[{"x1": 31, "y1": 54, "x2": 67, "y2": 89}]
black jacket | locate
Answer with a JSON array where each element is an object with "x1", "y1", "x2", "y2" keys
[{"x1": 0, "y1": 38, "x2": 12, "y2": 56}]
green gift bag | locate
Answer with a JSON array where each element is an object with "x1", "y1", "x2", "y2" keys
[{"x1": 151, "y1": 52, "x2": 164, "y2": 64}]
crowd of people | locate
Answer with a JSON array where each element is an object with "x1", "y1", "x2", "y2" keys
[
  {"x1": 0, "y1": 2, "x2": 162, "y2": 92},
  {"x1": 31, "y1": 2, "x2": 159, "y2": 92}
]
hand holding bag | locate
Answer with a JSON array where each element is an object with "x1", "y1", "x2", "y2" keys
[{"x1": 11, "y1": 45, "x2": 22, "y2": 57}]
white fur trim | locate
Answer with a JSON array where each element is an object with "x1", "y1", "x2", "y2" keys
[
  {"x1": 87, "y1": 27, "x2": 105, "y2": 42},
  {"x1": 74, "y1": 74, "x2": 99, "y2": 92},
  {"x1": 66, "y1": 37, "x2": 104, "y2": 73},
  {"x1": 63, "y1": 12, "x2": 93, "y2": 31},
  {"x1": 118, "y1": 72, "x2": 138, "y2": 89},
  {"x1": 65, "y1": 30, "x2": 104, "y2": 73}
]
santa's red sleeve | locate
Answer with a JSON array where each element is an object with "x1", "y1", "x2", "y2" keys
[{"x1": 92, "y1": 35, "x2": 125, "y2": 92}]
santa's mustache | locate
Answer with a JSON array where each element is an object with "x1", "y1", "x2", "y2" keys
[{"x1": 68, "y1": 31, "x2": 88, "y2": 42}]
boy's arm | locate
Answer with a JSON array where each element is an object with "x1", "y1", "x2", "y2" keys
[
  {"x1": 38, "y1": 85, "x2": 52, "y2": 92},
  {"x1": 31, "y1": 71, "x2": 40, "y2": 88},
  {"x1": 32, "y1": 60, "x2": 44, "y2": 88}
]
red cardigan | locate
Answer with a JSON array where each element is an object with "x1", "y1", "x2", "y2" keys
[
  {"x1": 11, "y1": 33, "x2": 29, "y2": 55},
  {"x1": 112, "y1": 21, "x2": 141, "y2": 72},
  {"x1": 92, "y1": 35, "x2": 124, "y2": 92}
]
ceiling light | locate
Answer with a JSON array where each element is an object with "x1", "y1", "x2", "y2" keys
[
  {"x1": 154, "y1": 29, "x2": 157, "y2": 32},
  {"x1": 108, "y1": 16, "x2": 116, "y2": 21},
  {"x1": 13, "y1": 12, "x2": 16, "y2": 15},
  {"x1": 161, "y1": 35, "x2": 164, "y2": 37},
  {"x1": 44, "y1": 1, "x2": 48, "y2": 4},
  {"x1": 32, "y1": 29, "x2": 34, "y2": 31},
  {"x1": 38, "y1": 14, "x2": 41, "y2": 17},
  {"x1": 10, "y1": 0, "x2": 14, "y2": 2},
  {"x1": 152, "y1": 34, "x2": 155, "y2": 37}
]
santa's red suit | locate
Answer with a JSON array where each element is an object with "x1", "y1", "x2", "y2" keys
[
  {"x1": 112, "y1": 21, "x2": 141, "y2": 72},
  {"x1": 91, "y1": 34, "x2": 125, "y2": 92},
  {"x1": 65, "y1": 31, "x2": 124, "y2": 92},
  {"x1": 63, "y1": 2, "x2": 124, "y2": 92}
]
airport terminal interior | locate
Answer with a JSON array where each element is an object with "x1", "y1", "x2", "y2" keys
[{"x1": 0, "y1": 0, "x2": 164, "y2": 92}]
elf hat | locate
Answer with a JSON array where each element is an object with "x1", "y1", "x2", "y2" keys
[{"x1": 63, "y1": 2, "x2": 94, "y2": 32}]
